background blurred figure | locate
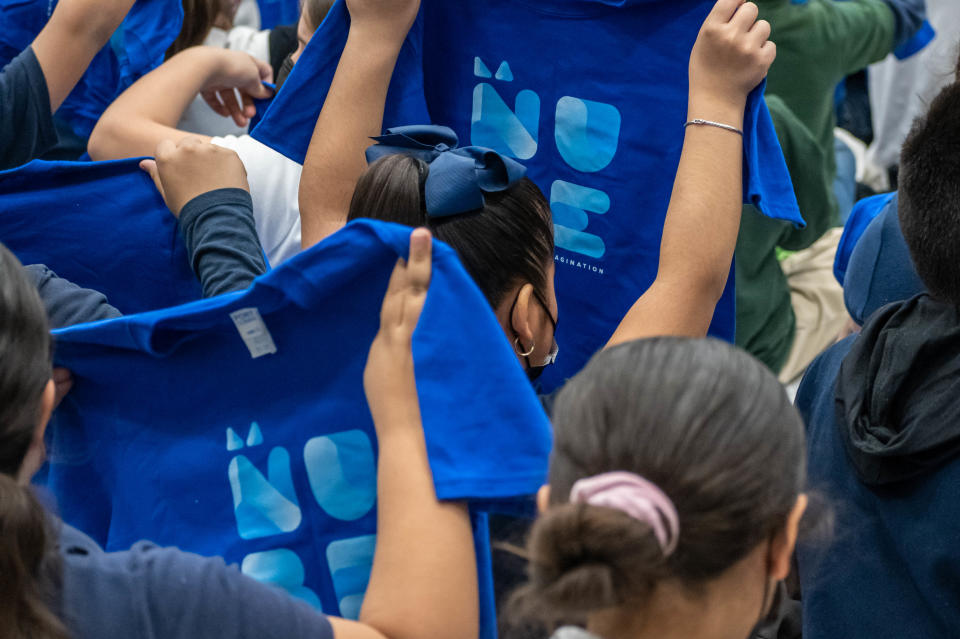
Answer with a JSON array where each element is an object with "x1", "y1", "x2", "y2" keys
[{"x1": 864, "y1": 0, "x2": 960, "y2": 191}]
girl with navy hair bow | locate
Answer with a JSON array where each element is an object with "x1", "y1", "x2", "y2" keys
[{"x1": 298, "y1": 0, "x2": 777, "y2": 386}]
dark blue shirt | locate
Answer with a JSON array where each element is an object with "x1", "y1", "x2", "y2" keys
[
  {"x1": 58, "y1": 523, "x2": 335, "y2": 639},
  {"x1": 0, "y1": 47, "x2": 58, "y2": 170}
]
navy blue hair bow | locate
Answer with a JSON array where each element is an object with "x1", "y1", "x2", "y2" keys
[{"x1": 365, "y1": 125, "x2": 527, "y2": 218}]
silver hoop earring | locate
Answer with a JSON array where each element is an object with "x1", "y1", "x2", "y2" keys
[{"x1": 514, "y1": 337, "x2": 535, "y2": 357}]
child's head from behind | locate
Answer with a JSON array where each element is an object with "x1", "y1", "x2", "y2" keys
[
  {"x1": 899, "y1": 60, "x2": 960, "y2": 307},
  {"x1": 349, "y1": 147, "x2": 558, "y2": 377},
  {"x1": 518, "y1": 338, "x2": 807, "y2": 635},
  {"x1": 0, "y1": 244, "x2": 55, "y2": 481}
]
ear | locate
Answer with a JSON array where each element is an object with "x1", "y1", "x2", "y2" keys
[
  {"x1": 16, "y1": 379, "x2": 56, "y2": 485},
  {"x1": 536, "y1": 484, "x2": 552, "y2": 514},
  {"x1": 510, "y1": 283, "x2": 537, "y2": 348},
  {"x1": 769, "y1": 494, "x2": 808, "y2": 581}
]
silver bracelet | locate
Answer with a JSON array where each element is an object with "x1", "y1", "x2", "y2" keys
[{"x1": 684, "y1": 119, "x2": 743, "y2": 136}]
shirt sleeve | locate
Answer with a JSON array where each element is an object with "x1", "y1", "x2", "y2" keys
[
  {"x1": 142, "y1": 546, "x2": 335, "y2": 639},
  {"x1": 879, "y1": 0, "x2": 927, "y2": 50},
  {"x1": 815, "y1": 0, "x2": 898, "y2": 76},
  {"x1": 210, "y1": 135, "x2": 303, "y2": 266},
  {"x1": 23, "y1": 264, "x2": 123, "y2": 328},
  {"x1": 178, "y1": 188, "x2": 268, "y2": 298},
  {"x1": 0, "y1": 47, "x2": 59, "y2": 170}
]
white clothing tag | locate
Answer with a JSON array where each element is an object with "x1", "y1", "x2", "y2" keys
[{"x1": 230, "y1": 308, "x2": 278, "y2": 359}]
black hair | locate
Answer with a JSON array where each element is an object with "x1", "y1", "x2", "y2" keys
[
  {"x1": 899, "y1": 77, "x2": 960, "y2": 306},
  {"x1": 348, "y1": 154, "x2": 555, "y2": 309},
  {"x1": 0, "y1": 243, "x2": 65, "y2": 639},
  {"x1": 512, "y1": 338, "x2": 807, "y2": 619},
  {"x1": 0, "y1": 245, "x2": 52, "y2": 476}
]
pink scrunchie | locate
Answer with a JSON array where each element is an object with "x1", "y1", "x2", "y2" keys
[{"x1": 569, "y1": 471, "x2": 680, "y2": 557}]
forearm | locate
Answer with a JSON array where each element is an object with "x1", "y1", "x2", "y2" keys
[
  {"x1": 608, "y1": 95, "x2": 744, "y2": 345},
  {"x1": 88, "y1": 47, "x2": 217, "y2": 160},
  {"x1": 31, "y1": 0, "x2": 136, "y2": 111},
  {"x1": 299, "y1": 29, "x2": 405, "y2": 249},
  {"x1": 178, "y1": 188, "x2": 267, "y2": 298},
  {"x1": 360, "y1": 370, "x2": 478, "y2": 639}
]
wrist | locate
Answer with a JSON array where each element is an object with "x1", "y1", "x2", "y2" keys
[
  {"x1": 687, "y1": 90, "x2": 746, "y2": 130},
  {"x1": 347, "y1": 22, "x2": 411, "y2": 52}
]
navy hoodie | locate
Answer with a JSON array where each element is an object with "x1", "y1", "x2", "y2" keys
[{"x1": 795, "y1": 202, "x2": 960, "y2": 638}]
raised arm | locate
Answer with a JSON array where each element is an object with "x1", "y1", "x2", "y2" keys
[
  {"x1": 607, "y1": 0, "x2": 775, "y2": 347},
  {"x1": 327, "y1": 229, "x2": 478, "y2": 639},
  {"x1": 88, "y1": 47, "x2": 272, "y2": 161},
  {"x1": 30, "y1": 0, "x2": 136, "y2": 111},
  {"x1": 297, "y1": 0, "x2": 421, "y2": 249},
  {"x1": 140, "y1": 138, "x2": 267, "y2": 297}
]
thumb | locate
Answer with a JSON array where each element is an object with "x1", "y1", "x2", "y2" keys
[
  {"x1": 247, "y1": 80, "x2": 274, "y2": 100},
  {"x1": 256, "y1": 57, "x2": 274, "y2": 84},
  {"x1": 139, "y1": 159, "x2": 169, "y2": 212}
]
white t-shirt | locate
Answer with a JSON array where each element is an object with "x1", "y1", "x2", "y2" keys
[
  {"x1": 178, "y1": 26, "x2": 272, "y2": 139},
  {"x1": 211, "y1": 134, "x2": 303, "y2": 266},
  {"x1": 233, "y1": 0, "x2": 262, "y2": 29}
]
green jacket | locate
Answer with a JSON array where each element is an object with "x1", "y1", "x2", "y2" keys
[
  {"x1": 735, "y1": 96, "x2": 833, "y2": 373},
  {"x1": 758, "y1": 0, "x2": 896, "y2": 227}
]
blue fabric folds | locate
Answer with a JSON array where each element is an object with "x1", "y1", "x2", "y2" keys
[
  {"x1": 0, "y1": 159, "x2": 201, "y2": 313},
  {"x1": 250, "y1": 0, "x2": 430, "y2": 164},
  {"x1": 43, "y1": 220, "x2": 551, "y2": 638},
  {"x1": 835, "y1": 191, "x2": 897, "y2": 286},
  {"x1": 0, "y1": 0, "x2": 183, "y2": 137},
  {"x1": 841, "y1": 192, "x2": 925, "y2": 325},
  {"x1": 256, "y1": 0, "x2": 300, "y2": 29},
  {"x1": 367, "y1": 125, "x2": 528, "y2": 218}
]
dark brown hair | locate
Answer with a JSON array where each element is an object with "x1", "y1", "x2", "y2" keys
[
  {"x1": 166, "y1": 0, "x2": 227, "y2": 59},
  {"x1": 898, "y1": 76, "x2": 960, "y2": 307},
  {"x1": 513, "y1": 338, "x2": 806, "y2": 620},
  {"x1": 303, "y1": 0, "x2": 335, "y2": 32},
  {"x1": 348, "y1": 154, "x2": 555, "y2": 309},
  {"x1": 0, "y1": 244, "x2": 65, "y2": 639}
]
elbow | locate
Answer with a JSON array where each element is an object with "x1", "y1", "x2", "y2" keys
[
  {"x1": 87, "y1": 117, "x2": 119, "y2": 161},
  {"x1": 698, "y1": 268, "x2": 731, "y2": 308}
]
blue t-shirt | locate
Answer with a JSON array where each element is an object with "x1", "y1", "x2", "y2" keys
[
  {"x1": 58, "y1": 522, "x2": 334, "y2": 639},
  {"x1": 0, "y1": 158, "x2": 202, "y2": 314},
  {"x1": 251, "y1": 0, "x2": 803, "y2": 392},
  {"x1": 420, "y1": 0, "x2": 802, "y2": 390},
  {"x1": 43, "y1": 220, "x2": 552, "y2": 639}
]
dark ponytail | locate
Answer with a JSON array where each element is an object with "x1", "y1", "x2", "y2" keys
[
  {"x1": 348, "y1": 154, "x2": 555, "y2": 309},
  {"x1": 522, "y1": 502, "x2": 670, "y2": 615},
  {"x1": 513, "y1": 338, "x2": 807, "y2": 622},
  {"x1": 0, "y1": 476, "x2": 67, "y2": 639},
  {"x1": 0, "y1": 243, "x2": 64, "y2": 638}
]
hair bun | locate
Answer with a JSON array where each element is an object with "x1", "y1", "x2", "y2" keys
[{"x1": 515, "y1": 502, "x2": 670, "y2": 618}]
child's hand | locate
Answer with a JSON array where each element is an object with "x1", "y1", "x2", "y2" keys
[
  {"x1": 689, "y1": 0, "x2": 775, "y2": 111},
  {"x1": 140, "y1": 138, "x2": 250, "y2": 217},
  {"x1": 363, "y1": 228, "x2": 432, "y2": 427},
  {"x1": 345, "y1": 0, "x2": 421, "y2": 44},
  {"x1": 199, "y1": 48, "x2": 274, "y2": 128}
]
